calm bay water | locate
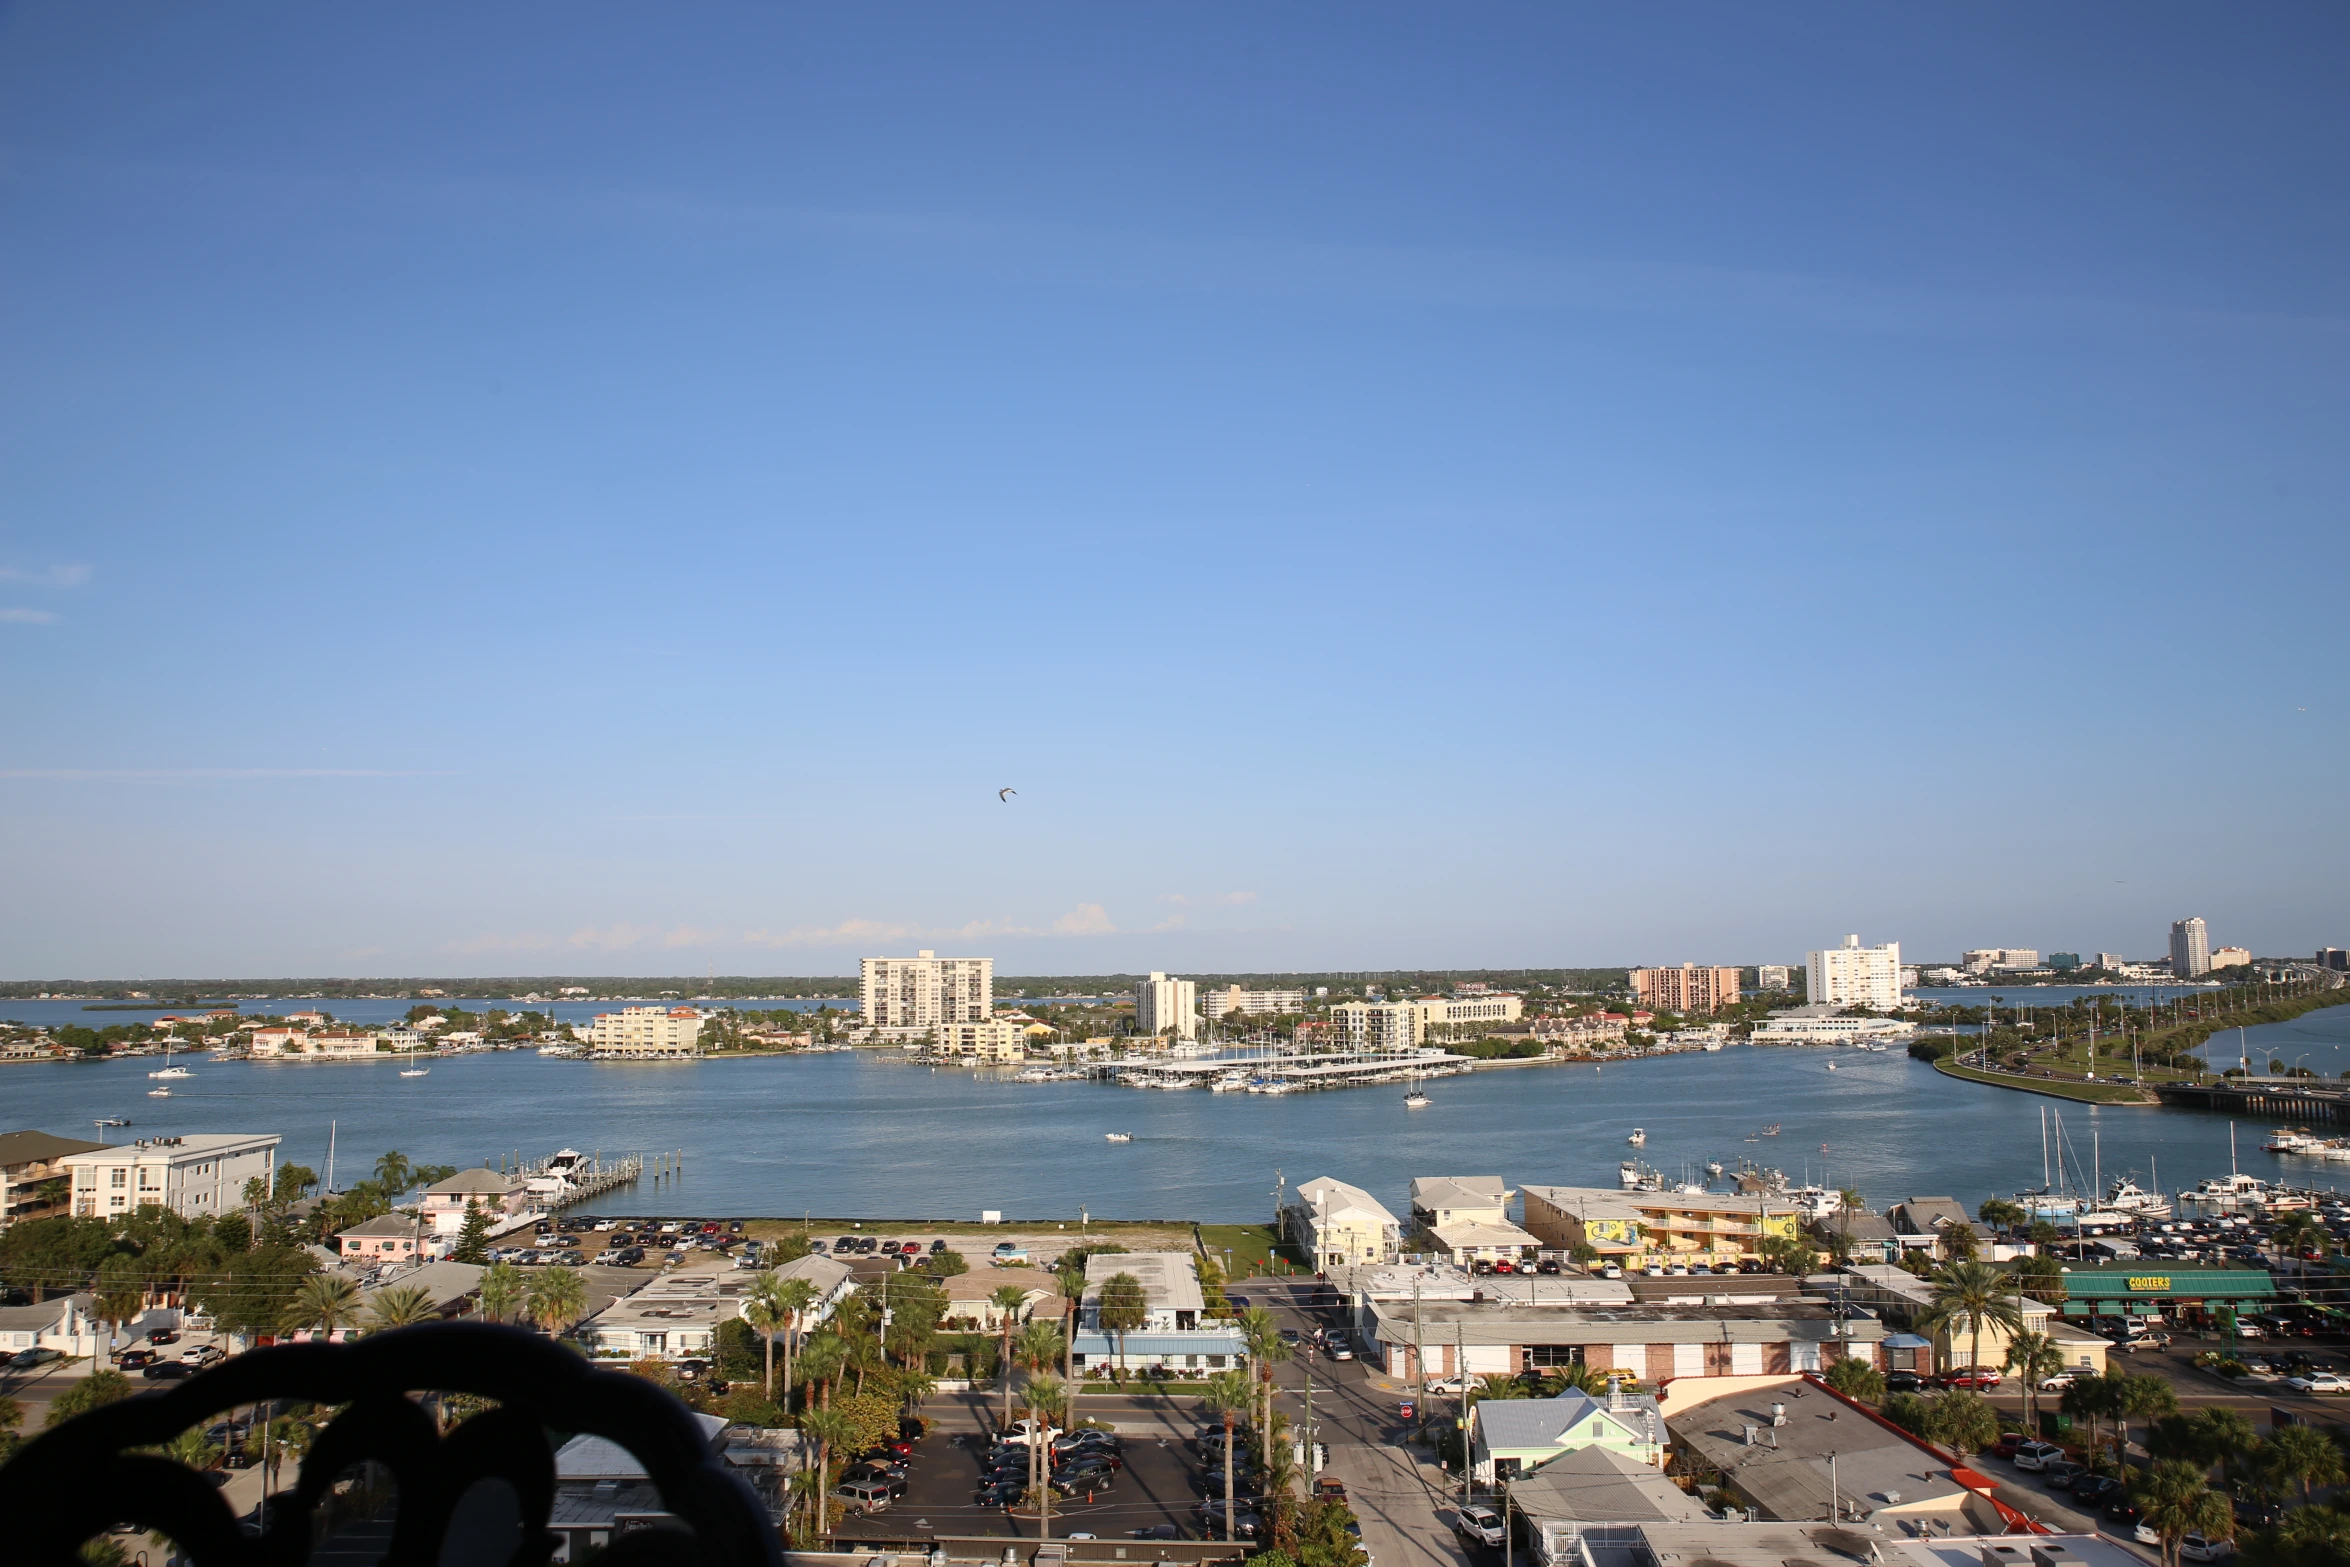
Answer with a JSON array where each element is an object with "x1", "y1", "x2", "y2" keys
[{"x1": 8, "y1": 1002, "x2": 2350, "y2": 1223}]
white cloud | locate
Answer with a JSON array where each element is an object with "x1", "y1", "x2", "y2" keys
[
  {"x1": 0, "y1": 608, "x2": 58, "y2": 625},
  {"x1": 1161, "y1": 890, "x2": 1257, "y2": 908},
  {"x1": 1052, "y1": 903, "x2": 1118, "y2": 936},
  {"x1": 0, "y1": 564, "x2": 92, "y2": 589},
  {"x1": 741, "y1": 917, "x2": 914, "y2": 950}
]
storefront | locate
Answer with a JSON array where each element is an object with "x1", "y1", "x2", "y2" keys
[{"x1": 2057, "y1": 1265, "x2": 2275, "y2": 1326}]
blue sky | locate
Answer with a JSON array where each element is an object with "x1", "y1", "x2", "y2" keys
[{"x1": 2, "y1": 5, "x2": 2346, "y2": 979}]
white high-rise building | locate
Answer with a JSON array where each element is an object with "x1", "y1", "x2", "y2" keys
[
  {"x1": 1200, "y1": 985, "x2": 1308, "y2": 1019},
  {"x1": 1806, "y1": 935, "x2": 1903, "y2": 1011},
  {"x1": 861, "y1": 951, "x2": 993, "y2": 1029},
  {"x1": 2169, "y1": 918, "x2": 2211, "y2": 978},
  {"x1": 1136, "y1": 973, "x2": 1198, "y2": 1041},
  {"x1": 1754, "y1": 965, "x2": 1792, "y2": 991}
]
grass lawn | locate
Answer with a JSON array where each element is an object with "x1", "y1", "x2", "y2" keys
[
  {"x1": 1197, "y1": 1223, "x2": 1312, "y2": 1277},
  {"x1": 1933, "y1": 1058, "x2": 2157, "y2": 1105}
]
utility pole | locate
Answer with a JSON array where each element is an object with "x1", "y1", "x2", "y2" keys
[{"x1": 1457, "y1": 1322, "x2": 1471, "y2": 1505}]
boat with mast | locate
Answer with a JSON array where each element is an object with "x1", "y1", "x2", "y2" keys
[
  {"x1": 147, "y1": 1037, "x2": 191, "y2": 1081},
  {"x1": 1404, "y1": 1062, "x2": 1431, "y2": 1109}
]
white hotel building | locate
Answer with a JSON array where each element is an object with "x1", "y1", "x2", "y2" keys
[
  {"x1": 1807, "y1": 935, "x2": 1904, "y2": 1011},
  {"x1": 1137, "y1": 972, "x2": 1199, "y2": 1041},
  {"x1": 583, "y1": 1006, "x2": 708, "y2": 1058}
]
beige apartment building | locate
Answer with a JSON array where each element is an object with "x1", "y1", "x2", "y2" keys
[
  {"x1": 1410, "y1": 994, "x2": 1525, "y2": 1033},
  {"x1": 861, "y1": 951, "x2": 993, "y2": 1029},
  {"x1": 584, "y1": 1006, "x2": 707, "y2": 1057},
  {"x1": 1521, "y1": 1184, "x2": 1803, "y2": 1268},
  {"x1": 1201, "y1": 985, "x2": 1308, "y2": 1018},
  {"x1": 930, "y1": 1019, "x2": 1028, "y2": 1062},
  {"x1": 0, "y1": 1130, "x2": 105, "y2": 1230},
  {"x1": 1629, "y1": 965, "x2": 1741, "y2": 1015},
  {"x1": 64, "y1": 1134, "x2": 280, "y2": 1220}
]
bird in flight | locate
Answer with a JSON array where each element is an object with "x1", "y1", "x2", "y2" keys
[{"x1": 999, "y1": 787, "x2": 1016, "y2": 802}]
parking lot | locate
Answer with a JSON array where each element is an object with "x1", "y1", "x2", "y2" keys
[{"x1": 830, "y1": 1412, "x2": 1262, "y2": 1544}]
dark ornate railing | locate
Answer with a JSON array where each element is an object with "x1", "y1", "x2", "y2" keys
[{"x1": 1, "y1": 1321, "x2": 783, "y2": 1567}]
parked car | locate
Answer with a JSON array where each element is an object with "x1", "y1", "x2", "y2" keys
[
  {"x1": 1455, "y1": 1504, "x2": 1507, "y2": 1549},
  {"x1": 1329, "y1": 1342, "x2": 1355, "y2": 1361},
  {"x1": 975, "y1": 1480, "x2": 1024, "y2": 1509},
  {"x1": 1883, "y1": 1371, "x2": 1927, "y2": 1394},
  {"x1": 2038, "y1": 1369, "x2": 2082, "y2": 1392},
  {"x1": 1131, "y1": 1526, "x2": 1182, "y2": 1542},
  {"x1": 1990, "y1": 1433, "x2": 2026, "y2": 1460},
  {"x1": 2069, "y1": 1475, "x2": 2126, "y2": 1506},
  {"x1": 146, "y1": 1328, "x2": 181, "y2": 1346},
  {"x1": 10, "y1": 1347, "x2": 63, "y2": 1370},
  {"x1": 1938, "y1": 1368, "x2": 2002, "y2": 1391},
  {"x1": 180, "y1": 1344, "x2": 228, "y2": 1367},
  {"x1": 2039, "y1": 1460, "x2": 2087, "y2": 1489},
  {"x1": 839, "y1": 1464, "x2": 908, "y2": 1499},
  {"x1": 142, "y1": 1361, "x2": 197, "y2": 1381},
  {"x1": 2285, "y1": 1372, "x2": 2349, "y2": 1393},
  {"x1": 2180, "y1": 1535, "x2": 2233, "y2": 1562},
  {"x1": 2011, "y1": 1441, "x2": 2066, "y2": 1472},
  {"x1": 1315, "y1": 1477, "x2": 1348, "y2": 1502},
  {"x1": 832, "y1": 1480, "x2": 893, "y2": 1515},
  {"x1": 112, "y1": 1349, "x2": 158, "y2": 1370}
]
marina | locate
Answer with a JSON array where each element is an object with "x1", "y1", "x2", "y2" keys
[{"x1": 7, "y1": 1004, "x2": 2348, "y2": 1222}]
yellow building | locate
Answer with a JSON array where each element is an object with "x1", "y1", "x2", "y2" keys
[
  {"x1": 931, "y1": 1019, "x2": 1028, "y2": 1062},
  {"x1": 1521, "y1": 1185, "x2": 1801, "y2": 1267}
]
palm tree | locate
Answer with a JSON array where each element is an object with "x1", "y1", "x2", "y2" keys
[
  {"x1": 1057, "y1": 1266, "x2": 1086, "y2": 1384},
  {"x1": 1023, "y1": 1373, "x2": 1068, "y2": 1534},
  {"x1": 373, "y1": 1150, "x2": 413, "y2": 1197},
  {"x1": 2003, "y1": 1331, "x2": 2065, "y2": 1435},
  {"x1": 1239, "y1": 1305, "x2": 1293, "y2": 1475},
  {"x1": 369, "y1": 1284, "x2": 438, "y2": 1330},
  {"x1": 2061, "y1": 1373, "x2": 2124, "y2": 1470},
  {"x1": 2270, "y1": 1212, "x2": 2329, "y2": 1265},
  {"x1": 770, "y1": 1275, "x2": 819, "y2": 1402},
  {"x1": 92, "y1": 1255, "x2": 147, "y2": 1370},
  {"x1": 1097, "y1": 1273, "x2": 1148, "y2": 1382},
  {"x1": 2188, "y1": 1406, "x2": 2258, "y2": 1484},
  {"x1": 290, "y1": 1274, "x2": 366, "y2": 1335},
  {"x1": 1017, "y1": 1320, "x2": 1066, "y2": 1393},
  {"x1": 2133, "y1": 1459, "x2": 2234, "y2": 1567},
  {"x1": 2260, "y1": 1422, "x2": 2344, "y2": 1505},
  {"x1": 1203, "y1": 1368, "x2": 1255, "y2": 1541},
  {"x1": 992, "y1": 1284, "x2": 1033, "y2": 1429},
  {"x1": 524, "y1": 1266, "x2": 587, "y2": 1336},
  {"x1": 797, "y1": 1333, "x2": 847, "y2": 1411},
  {"x1": 799, "y1": 1406, "x2": 856, "y2": 1538},
  {"x1": 1917, "y1": 1260, "x2": 2024, "y2": 1379},
  {"x1": 2115, "y1": 1373, "x2": 2179, "y2": 1464},
  {"x1": 475, "y1": 1260, "x2": 524, "y2": 1324}
]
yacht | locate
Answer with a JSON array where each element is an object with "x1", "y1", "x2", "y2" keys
[
  {"x1": 2181, "y1": 1172, "x2": 2270, "y2": 1211},
  {"x1": 148, "y1": 1039, "x2": 192, "y2": 1080},
  {"x1": 1209, "y1": 1073, "x2": 1248, "y2": 1093},
  {"x1": 1705, "y1": 1159, "x2": 1725, "y2": 1178},
  {"x1": 2265, "y1": 1129, "x2": 2321, "y2": 1155},
  {"x1": 2103, "y1": 1175, "x2": 2170, "y2": 1219}
]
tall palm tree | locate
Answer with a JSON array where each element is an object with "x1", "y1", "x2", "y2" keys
[
  {"x1": 1017, "y1": 1320, "x2": 1066, "y2": 1393},
  {"x1": 744, "y1": 1290, "x2": 789, "y2": 1401},
  {"x1": 475, "y1": 1260, "x2": 524, "y2": 1324},
  {"x1": 2261, "y1": 1423, "x2": 2344, "y2": 1505},
  {"x1": 368, "y1": 1284, "x2": 438, "y2": 1330},
  {"x1": 2061, "y1": 1372, "x2": 2124, "y2": 1469},
  {"x1": 373, "y1": 1150, "x2": 412, "y2": 1196},
  {"x1": 92, "y1": 1255, "x2": 147, "y2": 1370},
  {"x1": 992, "y1": 1284, "x2": 1033, "y2": 1429},
  {"x1": 1917, "y1": 1260, "x2": 2024, "y2": 1379},
  {"x1": 1239, "y1": 1306, "x2": 1293, "y2": 1474},
  {"x1": 1023, "y1": 1373, "x2": 1068, "y2": 1536},
  {"x1": 2133, "y1": 1459, "x2": 2233, "y2": 1567},
  {"x1": 290, "y1": 1274, "x2": 366, "y2": 1335},
  {"x1": 798, "y1": 1406, "x2": 856, "y2": 1539},
  {"x1": 2269, "y1": 1212, "x2": 2328, "y2": 1265},
  {"x1": 770, "y1": 1275, "x2": 819, "y2": 1402},
  {"x1": 1057, "y1": 1267, "x2": 1086, "y2": 1385},
  {"x1": 797, "y1": 1333, "x2": 848, "y2": 1411},
  {"x1": 1203, "y1": 1369, "x2": 1255, "y2": 1541},
  {"x1": 2002, "y1": 1331, "x2": 2064, "y2": 1435},
  {"x1": 2115, "y1": 1374, "x2": 2179, "y2": 1464},
  {"x1": 525, "y1": 1266, "x2": 587, "y2": 1337},
  {"x1": 2187, "y1": 1406, "x2": 2258, "y2": 1485}
]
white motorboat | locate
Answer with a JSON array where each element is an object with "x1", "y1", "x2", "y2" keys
[
  {"x1": 1104, "y1": 1132, "x2": 1132, "y2": 1143},
  {"x1": 399, "y1": 1067, "x2": 431, "y2": 1078},
  {"x1": 1626, "y1": 1128, "x2": 1646, "y2": 1147},
  {"x1": 1209, "y1": 1074, "x2": 1248, "y2": 1093},
  {"x1": 147, "y1": 1087, "x2": 172, "y2": 1097},
  {"x1": 2103, "y1": 1175, "x2": 2170, "y2": 1218}
]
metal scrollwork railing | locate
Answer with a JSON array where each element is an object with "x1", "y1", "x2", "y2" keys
[{"x1": 0, "y1": 1321, "x2": 784, "y2": 1567}]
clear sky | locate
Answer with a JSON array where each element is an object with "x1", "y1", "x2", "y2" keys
[{"x1": 2, "y1": 5, "x2": 2346, "y2": 980}]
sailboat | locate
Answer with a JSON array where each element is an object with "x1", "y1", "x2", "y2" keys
[
  {"x1": 1404, "y1": 1062, "x2": 1431, "y2": 1109},
  {"x1": 148, "y1": 1037, "x2": 192, "y2": 1081},
  {"x1": 399, "y1": 1066, "x2": 431, "y2": 1078}
]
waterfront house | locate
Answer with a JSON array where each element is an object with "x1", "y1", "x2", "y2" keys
[
  {"x1": 940, "y1": 1265, "x2": 1063, "y2": 1329},
  {"x1": 1073, "y1": 1251, "x2": 1246, "y2": 1374},
  {"x1": 419, "y1": 1167, "x2": 531, "y2": 1235},
  {"x1": 1521, "y1": 1185, "x2": 1802, "y2": 1269},
  {"x1": 1282, "y1": 1176, "x2": 1404, "y2": 1270},
  {"x1": 336, "y1": 1212, "x2": 437, "y2": 1264},
  {"x1": 0, "y1": 1128, "x2": 106, "y2": 1230},
  {"x1": 247, "y1": 1027, "x2": 309, "y2": 1057},
  {"x1": 1469, "y1": 1381, "x2": 1667, "y2": 1481}
]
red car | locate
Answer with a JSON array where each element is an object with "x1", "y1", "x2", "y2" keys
[
  {"x1": 1990, "y1": 1432, "x2": 2027, "y2": 1460},
  {"x1": 1939, "y1": 1368, "x2": 2003, "y2": 1390}
]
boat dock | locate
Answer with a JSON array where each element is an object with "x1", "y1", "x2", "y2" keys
[
  {"x1": 501, "y1": 1148, "x2": 645, "y2": 1209},
  {"x1": 1101, "y1": 1046, "x2": 1471, "y2": 1093}
]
